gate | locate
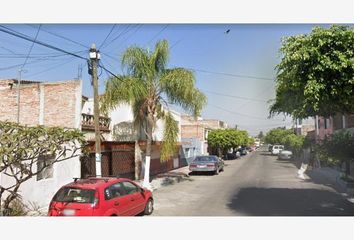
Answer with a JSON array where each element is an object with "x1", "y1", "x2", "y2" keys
[{"x1": 81, "y1": 148, "x2": 135, "y2": 179}]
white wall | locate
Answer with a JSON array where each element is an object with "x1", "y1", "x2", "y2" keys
[{"x1": 0, "y1": 152, "x2": 81, "y2": 213}]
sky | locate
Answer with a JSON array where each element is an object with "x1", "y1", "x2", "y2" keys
[{"x1": 1, "y1": 24, "x2": 352, "y2": 136}]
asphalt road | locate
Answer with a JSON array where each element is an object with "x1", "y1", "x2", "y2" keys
[{"x1": 151, "y1": 147, "x2": 354, "y2": 216}]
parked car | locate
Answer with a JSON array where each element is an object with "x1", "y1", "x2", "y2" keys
[
  {"x1": 239, "y1": 147, "x2": 248, "y2": 156},
  {"x1": 278, "y1": 150, "x2": 293, "y2": 160},
  {"x1": 48, "y1": 177, "x2": 153, "y2": 216},
  {"x1": 189, "y1": 155, "x2": 224, "y2": 175},
  {"x1": 268, "y1": 144, "x2": 273, "y2": 152},
  {"x1": 271, "y1": 145, "x2": 284, "y2": 155}
]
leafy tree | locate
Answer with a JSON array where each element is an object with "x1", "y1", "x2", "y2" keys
[
  {"x1": 270, "y1": 25, "x2": 354, "y2": 118},
  {"x1": 0, "y1": 121, "x2": 85, "y2": 216},
  {"x1": 283, "y1": 134, "x2": 305, "y2": 155},
  {"x1": 207, "y1": 129, "x2": 251, "y2": 157},
  {"x1": 264, "y1": 128, "x2": 293, "y2": 145},
  {"x1": 318, "y1": 131, "x2": 354, "y2": 177},
  {"x1": 100, "y1": 39, "x2": 206, "y2": 189}
]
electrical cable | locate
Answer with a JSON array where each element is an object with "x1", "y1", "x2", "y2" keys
[
  {"x1": 100, "y1": 25, "x2": 133, "y2": 50},
  {"x1": 98, "y1": 24, "x2": 116, "y2": 49},
  {"x1": 203, "y1": 90, "x2": 268, "y2": 102},
  {"x1": 0, "y1": 25, "x2": 87, "y2": 60},
  {"x1": 20, "y1": 24, "x2": 41, "y2": 70},
  {"x1": 191, "y1": 68, "x2": 275, "y2": 81},
  {"x1": 147, "y1": 24, "x2": 169, "y2": 45},
  {"x1": 26, "y1": 24, "x2": 88, "y2": 49}
]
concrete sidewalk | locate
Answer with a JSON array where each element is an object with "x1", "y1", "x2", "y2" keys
[{"x1": 304, "y1": 166, "x2": 354, "y2": 202}]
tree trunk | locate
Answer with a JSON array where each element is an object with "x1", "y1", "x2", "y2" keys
[
  {"x1": 345, "y1": 159, "x2": 351, "y2": 178},
  {"x1": 142, "y1": 114, "x2": 153, "y2": 190}
]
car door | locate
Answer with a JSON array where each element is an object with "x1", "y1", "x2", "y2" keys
[
  {"x1": 103, "y1": 182, "x2": 131, "y2": 216},
  {"x1": 121, "y1": 181, "x2": 146, "y2": 216}
]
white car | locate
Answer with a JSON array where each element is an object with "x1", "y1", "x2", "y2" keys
[
  {"x1": 278, "y1": 150, "x2": 293, "y2": 160},
  {"x1": 271, "y1": 145, "x2": 284, "y2": 155}
]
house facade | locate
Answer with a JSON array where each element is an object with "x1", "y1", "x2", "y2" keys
[
  {"x1": 81, "y1": 99, "x2": 184, "y2": 179},
  {"x1": 0, "y1": 79, "x2": 83, "y2": 211},
  {"x1": 180, "y1": 115, "x2": 228, "y2": 164}
]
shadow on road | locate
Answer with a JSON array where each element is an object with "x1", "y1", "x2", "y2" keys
[{"x1": 227, "y1": 187, "x2": 354, "y2": 216}]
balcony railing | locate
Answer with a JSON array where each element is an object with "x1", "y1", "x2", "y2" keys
[{"x1": 81, "y1": 113, "x2": 111, "y2": 132}]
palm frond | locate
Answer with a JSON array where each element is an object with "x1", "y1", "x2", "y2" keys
[
  {"x1": 121, "y1": 46, "x2": 152, "y2": 80},
  {"x1": 160, "y1": 112, "x2": 179, "y2": 161},
  {"x1": 150, "y1": 39, "x2": 169, "y2": 75},
  {"x1": 100, "y1": 75, "x2": 147, "y2": 114},
  {"x1": 160, "y1": 68, "x2": 207, "y2": 117}
]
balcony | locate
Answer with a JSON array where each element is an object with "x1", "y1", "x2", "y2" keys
[{"x1": 81, "y1": 113, "x2": 111, "y2": 132}]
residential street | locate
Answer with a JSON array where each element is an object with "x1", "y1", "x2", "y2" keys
[{"x1": 151, "y1": 148, "x2": 354, "y2": 216}]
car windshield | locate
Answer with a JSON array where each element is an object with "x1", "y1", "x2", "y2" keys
[
  {"x1": 194, "y1": 156, "x2": 217, "y2": 162},
  {"x1": 53, "y1": 187, "x2": 96, "y2": 203}
]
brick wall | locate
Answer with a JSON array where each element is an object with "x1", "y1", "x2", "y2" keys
[
  {"x1": 0, "y1": 79, "x2": 81, "y2": 128},
  {"x1": 181, "y1": 125, "x2": 204, "y2": 140}
]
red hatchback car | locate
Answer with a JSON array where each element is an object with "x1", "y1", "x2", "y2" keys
[{"x1": 48, "y1": 177, "x2": 153, "y2": 216}]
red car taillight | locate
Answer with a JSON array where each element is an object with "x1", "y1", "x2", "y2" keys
[{"x1": 92, "y1": 190, "x2": 99, "y2": 209}]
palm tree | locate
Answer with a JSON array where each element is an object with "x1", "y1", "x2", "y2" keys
[{"x1": 101, "y1": 39, "x2": 207, "y2": 189}]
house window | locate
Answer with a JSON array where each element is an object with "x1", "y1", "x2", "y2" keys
[{"x1": 37, "y1": 154, "x2": 55, "y2": 181}]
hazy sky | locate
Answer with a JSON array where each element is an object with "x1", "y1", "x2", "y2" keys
[{"x1": 1, "y1": 24, "x2": 351, "y2": 135}]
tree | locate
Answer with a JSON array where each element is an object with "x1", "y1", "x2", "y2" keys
[
  {"x1": 264, "y1": 128, "x2": 293, "y2": 145},
  {"x1": 0, "y1": 121, "x2": 85, "y2": 216},
  {"x1": 319, "y1": 131, "x2": 354, "y2": 177},
  {"x1": 283, "y1": 134, "x2": 305, "y2": 155},
  {"x1": 100, "y1": 39, "x2": 206, "y2": 189},
  {"x1": 270, "y1": 25, "x2": 354, "y2": 119},
  {"x1": 207, "y1": 129, "x2": 251, "y2": 157}
]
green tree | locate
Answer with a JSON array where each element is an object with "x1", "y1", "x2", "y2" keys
[
  {"x1": 270, "y1": 25, "x2": 354, "y2": 118},
  {"x1": 0, "y1": 121, "x2": 85, "y2": 216},
  {"x1": 319, "y1": 131, "x2": 354, "y2": 177},
  {"x1": 264, "y1": 128, "x2": 293, "y2": 145},
  {"x1": 101, "y1": 39, "x2": 207, "y2": 189},
  {"x1": 207, "y1": 129, "x2": 251, "y2": 157},
  {"x1": 283, "y1": 134, "x2": 305, "y2": 155}
]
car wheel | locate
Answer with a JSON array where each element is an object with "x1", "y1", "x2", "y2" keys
[{"x1": 144, "y1": 198, "x2": 154, "y2": 215}]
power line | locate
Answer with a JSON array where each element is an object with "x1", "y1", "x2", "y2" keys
[
  {"x1": 26, "y1": 24, "x2": 88, "y2": 49},
  {"x1": 21, "y1": 24, "x2": 41, "y2": 70},
  {"x1": 101, "y1": 25, "x2": 133, "y2": 50},
  {"x1": 26, "y1": 55, "x2": 80, "y2": 78},
  {"x1": 203, "y1": 90, "x2": 268, "y2": 102},
  {"x1": 98, "y1": 24, "x2": 116, "y2": 49},
  {"x1": 208, "y1": 103, "x2": 274, "y2": 121},
  {"x1": 190, "y1": 68, "x2": 275, "y2": 81},
  {"x1": 0, "y1": 25, "x2": 87, "y2": 61},
  {"x1": 147, "y1": 24, "x2": 169, "y2": 45}
]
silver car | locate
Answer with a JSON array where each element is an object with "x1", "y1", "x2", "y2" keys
[
  {"x1": 189, "y1": 155, "x2": 224, "y2": 175},
  {"x1": 278, "y1": 150, "x2": 293, "y2": 160}
]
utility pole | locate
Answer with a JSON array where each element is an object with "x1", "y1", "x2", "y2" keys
[
  {"x1": 16, "y1": 68, "x2": 26, "y2": 123},
  {"x1": 89, "y1": 44, "x2": 102, "y2": 177}
]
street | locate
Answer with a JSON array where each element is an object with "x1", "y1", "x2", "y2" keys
[{"x1": 152, "y1": 148, "x2": 354, "y2": 216}]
